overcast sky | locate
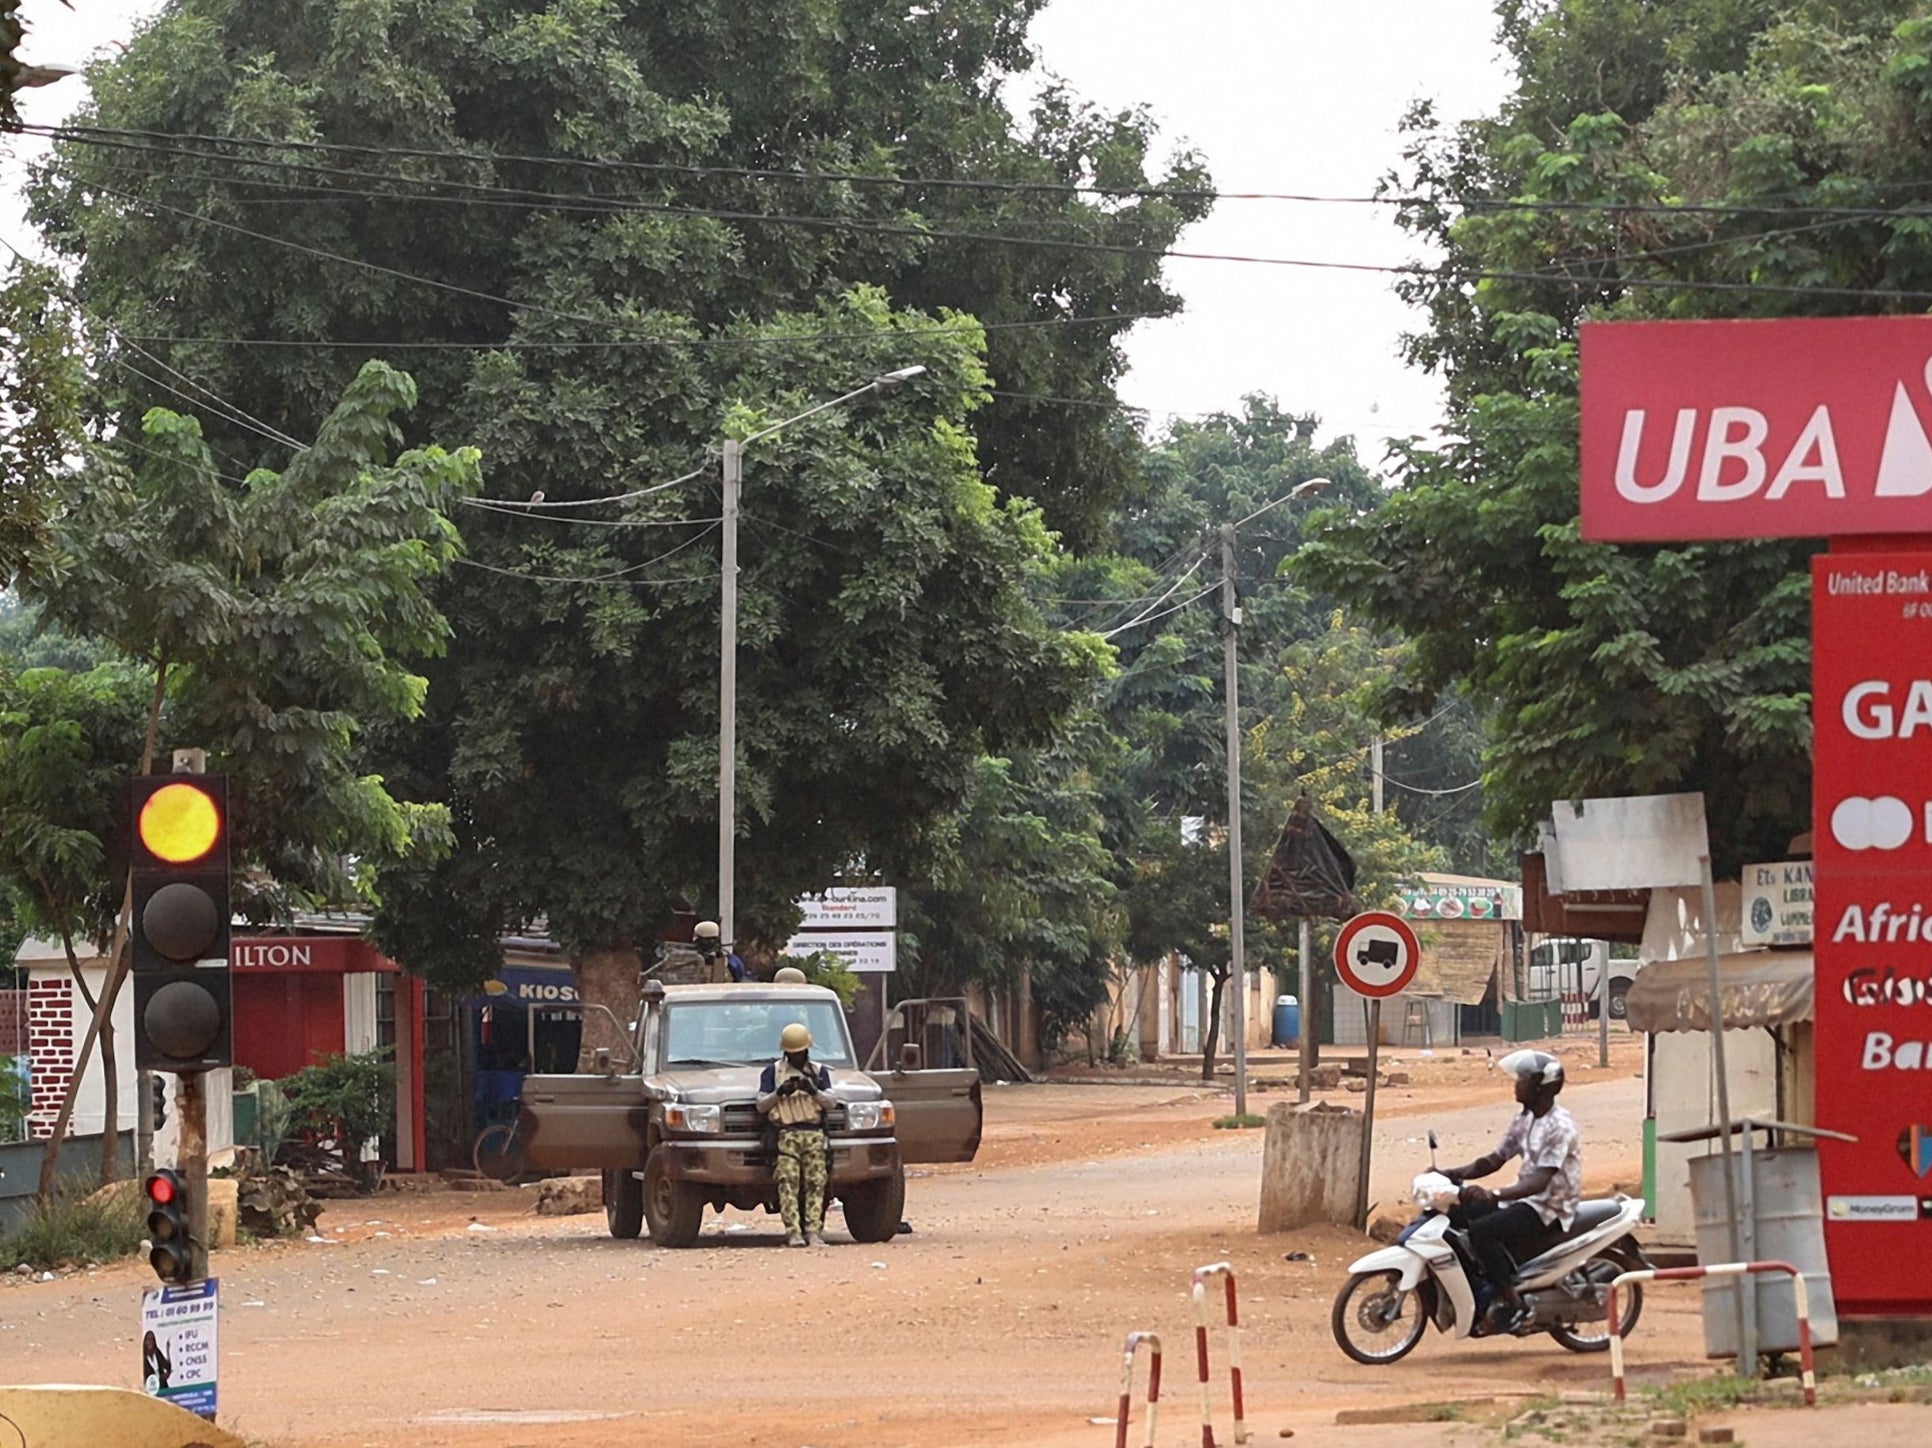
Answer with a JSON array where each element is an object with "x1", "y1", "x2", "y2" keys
[{"x1": 5, "y1": 0, "x2": 1514, "y2": 463}]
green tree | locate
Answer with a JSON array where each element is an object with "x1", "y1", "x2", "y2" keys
[
  {"x1": 30, "y1": 0, "x2": 1199, "y2": 1029},
  {"x1": 0, "y1": 662, "x2": 151, "y2": 1181},
  {"x1": 1294, "y1": 0, "x2": 1930, "y2": 870},
  {"x1": 0, "y1": 261, "x2": 84, "y2": 587},
  {"x1": 17, "y1": 360, "x2": 476, "y2": 1190}
]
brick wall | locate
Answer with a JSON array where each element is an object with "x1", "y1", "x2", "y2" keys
[
  {"x1": 27, "y1": 977, "x2": 74, "y2": 1139},
  {"x1": 0, "y1": 990, "x2": 24, "y2": 1056}
]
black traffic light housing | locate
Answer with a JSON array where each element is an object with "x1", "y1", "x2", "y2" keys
[
  {"x1": 130, "y1": 774, "x2": 232, "y2": 1072},
  {"x1": 144, "y1": 1169, "x2": 194, "y2": 1283}
]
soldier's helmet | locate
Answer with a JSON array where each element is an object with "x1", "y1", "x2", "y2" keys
[
  {"x1": 773, "y1": 966, "x2": 808, "y2": 984},
  {"x1": 780, "y1": 1022, "x2": 813, "y2": 1053}
]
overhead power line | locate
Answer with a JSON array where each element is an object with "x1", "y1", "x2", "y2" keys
[{"x1": 21, "y1": 121, "x2": 1932, "y2": 218}]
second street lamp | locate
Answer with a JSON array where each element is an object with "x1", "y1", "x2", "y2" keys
[
  {"x1": 1220, "y1": 477, "x2": 1330, "y2": 1119},
  {"x1": 716, "y1": 366, "x2": 926, "y2": 954}
]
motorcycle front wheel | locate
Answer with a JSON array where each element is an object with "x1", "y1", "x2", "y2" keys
[{"x1": 1331, "y1": 1269, "x2": 1430, "y2": 1364}]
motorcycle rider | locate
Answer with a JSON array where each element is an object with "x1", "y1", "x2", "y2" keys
[{"x1": 1440, "y1": 1049, "x2": 1581, "y2": 1333}]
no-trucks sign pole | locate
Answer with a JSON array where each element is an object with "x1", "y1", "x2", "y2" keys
[{"x1": 1334, "y1": 911, "x2": 1419, "y2": 1228}]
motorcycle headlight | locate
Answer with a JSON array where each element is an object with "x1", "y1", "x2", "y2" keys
[
  {"x1": 664, "y1": 1103, "x2": 721, "y2": 1135},
  {"x1": 845, "y1": 1101, "x2": 895, "y2": 1132},
  {"x1": 1411, "y1": 1171, "x2": 1458, "y2": 1210}
]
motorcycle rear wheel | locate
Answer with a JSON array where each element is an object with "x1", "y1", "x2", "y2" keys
[
  {"x1": 1548, "y1": 1245, "x2": 1645, "y2": 1353},
  {"x1": 1332, "y1": 1270, "x2": 1430, "y2": 1365}
]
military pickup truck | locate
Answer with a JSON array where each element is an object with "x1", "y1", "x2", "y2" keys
[{"x1": 513, "y1": 980, "x2": 982, "y2": 1246}]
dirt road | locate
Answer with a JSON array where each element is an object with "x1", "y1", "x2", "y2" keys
[{"x1": 0, "y1": 1041, "x2": 1882, "y2": 1446}]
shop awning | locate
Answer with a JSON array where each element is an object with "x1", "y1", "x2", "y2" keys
[{"x1": 1624, "y1": 950, "x2": 1813, "y2": 1033}]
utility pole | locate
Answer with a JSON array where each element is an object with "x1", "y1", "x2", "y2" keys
[
  {"x1": 1297, "y1": 918, "x2": 1314, "y2": 1103},
  {"x1": 1220, "y1": 522, "x2": 1249, "y2": 1119},
  {"x1": 718, "y1": 438, "x2": 742, "y2": 951}
]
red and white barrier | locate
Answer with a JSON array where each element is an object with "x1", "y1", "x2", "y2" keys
[
  {"x1": 1608, "y1": 1260, "x2": 1817, "y2": 1407},
  {"x1": 1191, "y1": 1262, "x2": 1248, "y2": 1447},
  {"x1": 1114, "y1": 1331, "x2": 1162, "y2": 1448}
]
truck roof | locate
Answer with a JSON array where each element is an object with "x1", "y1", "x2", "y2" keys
[{"x1": 656, "y1": 983, "x2": 842, "y2": 1005}]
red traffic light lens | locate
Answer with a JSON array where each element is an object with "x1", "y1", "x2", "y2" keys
[
  {"x1": 137, "y1": 782, "x2": 223, "y2": 864},
  {"x1": 145, "y1": 1172, "x2": 177, "y2": 1205}
]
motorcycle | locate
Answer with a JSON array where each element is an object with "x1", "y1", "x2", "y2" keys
[{"x1": 1330, "y1": 1132, "x2": 1651, "y2": 1364}]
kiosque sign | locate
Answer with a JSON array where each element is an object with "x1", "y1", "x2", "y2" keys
[{"x1": 1581, "y1": 316, "x2": 1932, "y2": 540}]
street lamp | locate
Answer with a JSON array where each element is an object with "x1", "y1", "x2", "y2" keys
[
  {"x1": 1220, "y1": 476, "x2": 1331, "y2": 1119},
  {"x1": 717, "y1": 365, "x2": 927, "y2": 951}
]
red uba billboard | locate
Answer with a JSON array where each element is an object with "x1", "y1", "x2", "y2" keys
[
  {"x1": 1812, "y1": 551, "x2": 1932, "y2": 1315},
  {"x1": 1582, "y1": 318, "x2": 1932, "y2": 541}
]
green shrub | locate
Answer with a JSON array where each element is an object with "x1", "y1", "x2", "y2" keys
[
  {"x1": 0, "y1": 1179, "x2": 146, "y2": 1271},
  {"x1": 0, "y1": 1054, "x2": 27, "y2": 1143},
  {"x1": 278, "y1": 1049, "x2": 395, "y2": 1150}
]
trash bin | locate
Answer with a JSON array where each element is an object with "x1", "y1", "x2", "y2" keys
[
  {"x1": 1271, "y1": 995, "x2": 1301, "y2": 1049},
  {"x1": 1687, "y1": 1141, "x2": 1839, "y2": 1356}
]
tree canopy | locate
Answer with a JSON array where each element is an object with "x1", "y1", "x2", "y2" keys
[
  {"x1": 1297, "y1": 0, "x2": 1932, "y2": 870},
  {"x1": 31, "y1": 0, "x2": 1213, "y2": 988}
]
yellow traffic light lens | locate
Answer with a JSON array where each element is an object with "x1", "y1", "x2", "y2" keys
[{"x1": 138, "y1": 783, "x2": 222, "y2": 864}]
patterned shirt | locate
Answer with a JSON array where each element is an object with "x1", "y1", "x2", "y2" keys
[{"x1": 1495, "y1": 1103, "x2": 1582, "y2": 1228}]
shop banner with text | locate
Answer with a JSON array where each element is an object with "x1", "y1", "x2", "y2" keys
[
  {"x1": 1812, "y1": 551, "x2": 1932, "y2": 1315},
  {"x1": 1582, "y1": 318, "x2": 1932, "y2": 541}
]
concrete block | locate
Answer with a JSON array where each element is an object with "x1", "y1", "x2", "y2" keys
[
  {"x1": 534, "y1": 1175, "x2": 602, "y2": 1216},
  {"x1": 1257, "y1": 1101, "x2": 1363, "y2": 1233}
]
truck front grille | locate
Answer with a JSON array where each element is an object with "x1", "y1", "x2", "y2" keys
[{"x1": 719, "y1": 1103, "x2": 848, "y2": 1135}]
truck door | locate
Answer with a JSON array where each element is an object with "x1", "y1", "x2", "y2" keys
[
  {"x1": 514, "y1": 1072, "x2": 650, "y2": 1171},
  {"x1": 878, "y1": 1065, "x2": 982, "y2": 1163},
  {"x1": 864, "y1": 997, "x2": 984, "y2": 1163}
]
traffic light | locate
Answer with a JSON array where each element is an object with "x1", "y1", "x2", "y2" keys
[
  {"x1": 148, "y1": 1074, "x2": 169, "y2": 1133},
  {"x1": 144, "y1": 1169, "x2": 194, "y2": 1283},
  {"x1": 130, "y1": 774, "x2": 232, "y2": 1071}
]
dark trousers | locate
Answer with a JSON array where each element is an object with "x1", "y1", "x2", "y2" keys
[{"x1": 1462, "y1": 1200, "x2": 1563, "y2": 1300}]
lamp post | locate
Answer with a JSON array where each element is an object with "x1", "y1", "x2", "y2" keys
[
  {"x1": 1220, "y1": 477, "x2": 1330, "y2": 1119},
  {"x1": 717, "y1": 366, "x2": 927, "y2": 951}
]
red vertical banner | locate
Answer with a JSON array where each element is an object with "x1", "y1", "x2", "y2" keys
[{"x1": 1812, "y1": 550, "x2": 1932, "y2": 1315}]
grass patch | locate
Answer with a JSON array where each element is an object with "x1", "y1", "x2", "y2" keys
[
  {"x1": 1212, "y1": 1113, "x2": 1266, "y2": 1129},
  {"x1": 0, "y1": 1178, "x2": 147, "y2": 1272},
  {"x1": 1644, "y1": 1372, "x2": 1766, "y2": 1416}
]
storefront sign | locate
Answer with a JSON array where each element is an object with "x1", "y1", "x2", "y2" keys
[
  {"x1": 1400, "y1": 880, "x2": 1523, "y2": 921},
  {"x1": 230, "y1": 936, "x2": 395, "y2": 974},
  {"x1": 794, "y1": 887, "x2": 897, "y2": 929},
  {"x1": 1812, "y1": 550, "x2": 1932, "y2": 1314},
  {"x1": 1741, "y1": 860, "x2": 1815, "y2": 946},
  {"x1": 1581, "y1": 317, "x2": 1932, "y2": 540},
  {"x1": 780, "y1": 931, "x2": 896, "y2": 973}
]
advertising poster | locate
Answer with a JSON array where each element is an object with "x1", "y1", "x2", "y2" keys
[
  {"x1": 140, "y1": 1277, "x2": 219, "y2": 1419},
  {"x1": 1812, "y1": 552, "x2": 1932, "y2": 1314}
]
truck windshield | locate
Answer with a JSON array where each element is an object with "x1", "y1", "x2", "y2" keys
[{"x1": 662, "y1": 1000, "x2": 855, "y2": 1069}]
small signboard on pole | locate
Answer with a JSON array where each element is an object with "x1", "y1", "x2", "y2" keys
[
  {"x1": 141, "y1": 1277, "x2": 218, "y2": 1419},
  {"x1": 1334, "y1": 912, "x2": 1420, "y2": 1228}
]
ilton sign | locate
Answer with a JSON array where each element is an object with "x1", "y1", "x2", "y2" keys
[{"x1": 1581, "y1": 317, "x2": 1932, "y2": 540}]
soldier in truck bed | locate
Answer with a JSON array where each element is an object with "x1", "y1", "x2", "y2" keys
[{"x1": 756, "y1": 1022, "x2": 834, "y2": 1247}]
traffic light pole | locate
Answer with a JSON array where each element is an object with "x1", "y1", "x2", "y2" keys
[
  {"x1": 136, "y1": 1068, "x2": 155, "y2": 1178},
  {"x1": 177, "y1": 1071, "x2": 210, "y2": 1280}
]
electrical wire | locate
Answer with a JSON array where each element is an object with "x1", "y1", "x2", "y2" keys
[
  {"x1": 458, "y1": 464, "x2": 711, "y2": 512},
  {"x1": 1099, "y1": 578, "x2": 1217, "y2": 640},
  {"x1": 451, "y1": 523, "x2": 719, "y2": 584},
  {"x1": 25, "y1": 121, "x2": 1932, "y2": 217}
]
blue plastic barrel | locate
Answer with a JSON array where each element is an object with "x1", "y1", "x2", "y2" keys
[{"x1": 1271, "y1": 995, "x2": 1301, "y2": 1048}]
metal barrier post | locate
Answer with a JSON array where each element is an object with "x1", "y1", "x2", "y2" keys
[
  {"x1": 1115, "y1": 1332, "x2": 1162, "y2": 1448},
  {"x1": 1191, "y1": 1262, "x2": 1247, "y2": 1447},
  {"x1": 1608, "y1": 1261, "x2": 1816, "y2": 1408}
]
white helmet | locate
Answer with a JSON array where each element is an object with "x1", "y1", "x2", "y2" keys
[{"x1": 1497, "y1": 1048, "x2": 1564, "y2": 1088}]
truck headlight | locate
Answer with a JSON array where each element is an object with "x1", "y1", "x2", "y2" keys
[
  {"x1": 845, "y1": 1101, "x2": 895, "y2": 1132},
  {"x1": 664, "y1": 1103, "x2": 721, "y2": 1134}
]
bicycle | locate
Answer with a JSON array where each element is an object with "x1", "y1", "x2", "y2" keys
[{"x1": 470, "y1": 1110, "x2": 530, "y2": 1182}]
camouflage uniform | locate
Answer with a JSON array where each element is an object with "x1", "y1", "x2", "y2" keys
[{"x1": 774, "y1": 1128, "x2": 829, "y2": 1235}]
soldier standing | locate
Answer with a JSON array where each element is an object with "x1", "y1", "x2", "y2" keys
[{"x1": 757, "y1": 1022, "x2": 833, "y2": 1246}]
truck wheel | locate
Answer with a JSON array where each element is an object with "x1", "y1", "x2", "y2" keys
[
  {"x1": 1607, "y1": 980, "x2": 1631, "y2": 1021},
  {"x1": 603, "y1": 1167, "x2": 643, "y2": 1239},
  {"x1": 840, "y1": 1167, "x2": 907, "y2": 1244},
  {"x1": 642, "y1": 1147, "x2": 705, "y2": 1247}
]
